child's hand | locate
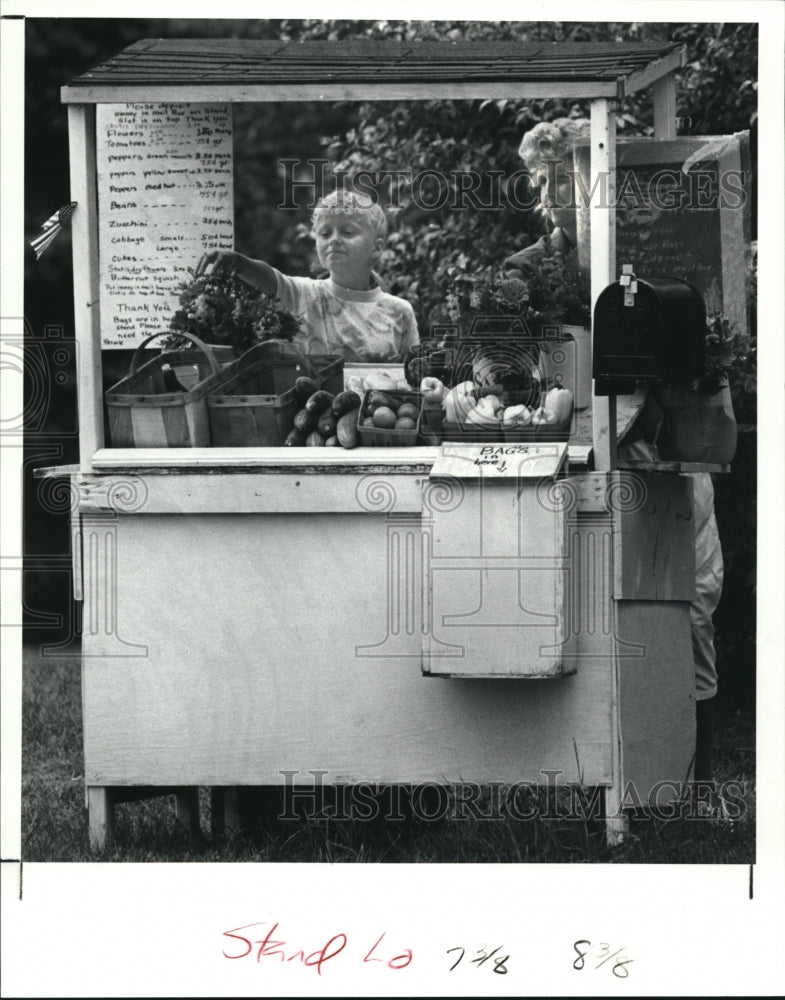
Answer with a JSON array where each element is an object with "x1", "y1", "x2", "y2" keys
[
  {"x1": 194, "y1": 249, "x2": 239, "y2": 277},
  {"x1": 193, "y1": 249, "x2": 277, "y2": 295}
]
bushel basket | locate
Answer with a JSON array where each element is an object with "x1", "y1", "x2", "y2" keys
[
  {"x1": 105, "y1": 332, "x2": 227, "y2": 448},
  {"x1": 207, "y1": 340, "x2": 344, "y2": 447}
]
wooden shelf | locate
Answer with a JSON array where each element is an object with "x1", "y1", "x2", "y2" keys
[{"x1": 617, "y1": 459, "x2": 731, "y2": 474}]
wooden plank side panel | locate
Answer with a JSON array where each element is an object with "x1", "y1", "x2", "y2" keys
[
  {"x1": 424, "y1": 478, "x2": 569, "y2": 677},
  {"x1": 617, "y1": 601, "x2": 696, "y2": 799},
  {"x1": 75, "y1": 470, "x2": 620, "y2": 516},
  {"x1": 82, "y1": 512, "x2": 613, "y2": 786},
  {"x1": 78, "y1": 472, "x2": 427, "y2": 514},
  {"x1": 611, "y1": 472, "x2": 696, "y2": 601}
]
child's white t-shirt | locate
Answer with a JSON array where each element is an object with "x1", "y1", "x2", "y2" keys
[{"x1": 273, "y1": 271, "x2": 419, "y2": 362}]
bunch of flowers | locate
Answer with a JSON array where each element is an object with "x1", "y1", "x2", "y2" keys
[
  {"x1": 437, "y1": 269, "x2": 536, "y2": 336},
  {"x1": 435, "y1": 243, "x2": 591, "y2": 340},
  {"x1": 519, "y1": 238, "x2": 592, "y2": 331},
  {"x1": 167, "y1": 268, "x2": 301, "y2": 353},
  {"x1": 664, "y1": 312, "x2": 756, "y2": 397}
]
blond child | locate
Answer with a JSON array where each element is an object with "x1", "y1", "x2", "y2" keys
[{"x1": 196, "y1": 191, "x2": 419, "y2": 362}]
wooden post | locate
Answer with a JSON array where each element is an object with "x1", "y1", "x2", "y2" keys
[
  {"x1": 87, "y1": 786, "x2": 114, "y2": 850},
  {"x1": 652, "y1": 72, "x2": 678, "y2": 139},
  {"x1": 67, "y1": 104, "x2": 104, "y2": 471},
  {"x1": 211, "y1": 787, "x2": 242, "y2": 836},
  {"x1": 590, "y1": 99, "x2": 617, "y2": 472},
  {"x1": 605, "y1": 596, "x2": 629, "y2": 847},
  {"x1": 174, "y1": 788, "x2": 201, "y2": 836}
]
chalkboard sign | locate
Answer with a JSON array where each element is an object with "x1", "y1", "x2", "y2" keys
[
  {"x1": 96, "y1": 103, "x2": 234, "y2": 348},
  {"x1": 575, "y1": 134, "x2": 751, "y2": 334}
]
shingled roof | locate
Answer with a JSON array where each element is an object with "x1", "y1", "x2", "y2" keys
[{"x1": 62, "y1": 38, "x2": 686, "y2": 102}]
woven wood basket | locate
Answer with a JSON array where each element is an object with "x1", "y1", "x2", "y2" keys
[
  {"x1": 207, "y1": 340, "x2": 344, "y2": 447},
  {"x1": 105, "y1": 333, "x2": 226, "y2": 448}
]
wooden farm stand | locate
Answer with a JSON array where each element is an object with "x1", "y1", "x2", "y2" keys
[{"x1": 48, "y1": 39, "x2": 730, "y2": 849}]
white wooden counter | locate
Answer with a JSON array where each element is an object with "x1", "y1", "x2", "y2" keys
[{"x1": 46, "y1": 447, "x2": 698, "y2": 848}]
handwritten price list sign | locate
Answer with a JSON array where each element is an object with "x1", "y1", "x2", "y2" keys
[{"x1": 96, "y1": 103, "x2": 234, "y2": 348}]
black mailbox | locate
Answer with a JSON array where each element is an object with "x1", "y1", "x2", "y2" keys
[{"x1": 593, "y1": 276, "x2": 706, "y2": 395}]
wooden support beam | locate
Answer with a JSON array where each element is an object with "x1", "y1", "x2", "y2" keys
[
  {"x1": 222, "y1": 787, "x2": 242, "y2": 835},
  {"x1": 210, "y1": 788, "x2": 226, "y2": 837},
  {"x1": 606, "y1": 594, "x2": 628, "y2": 847},
  {"x1": 68, "y1": 104, "x2": 104, "y2": 470},
  {"x1": 210, "y1": 787, "x2": 242, "y2": 836},
  {"x1": 590, "y1": 99, "x2": 618, "y2": 472},
  {"x1": 175, "y1": 788, "x2": 201, "y2": 836},
  {"x1": 61, "y1": 80, "x2": 622, "y2": 105},
  {"x1": 653, "y1": 72, "x2": 678, "y2": 139},
  {"x1": 603, "y1": 788, "x2": 629, "y2": 847},
  {"x1": 87, "y1": 786, "x2": 114, "y2": 851}
]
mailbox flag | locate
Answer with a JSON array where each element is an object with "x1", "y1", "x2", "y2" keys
[{"x1": 29, "y1": 202, "x2": 77, "y2": 259}]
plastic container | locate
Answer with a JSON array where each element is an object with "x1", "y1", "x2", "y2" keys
[{"x1": 356, "y1": 389, "x2": 422, "y2": 447}]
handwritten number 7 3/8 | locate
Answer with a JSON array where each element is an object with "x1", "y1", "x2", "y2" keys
[{"x1": 447, "y1": 945, "x2": 509, "y2": 974}]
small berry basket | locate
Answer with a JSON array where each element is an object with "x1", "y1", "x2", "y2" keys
[
  {"x1": 357, "y1": 389, "x2": 422, "y2": 447},
  {"x1": 441, "y1": 420, "x2": 507, "y2": 443}
]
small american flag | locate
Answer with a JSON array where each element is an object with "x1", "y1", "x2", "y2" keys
[{"x1": 29, "y1": 202, "x2": 77, "y2": 259}]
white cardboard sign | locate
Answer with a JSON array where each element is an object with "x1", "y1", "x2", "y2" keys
[
  {"x1": 430, "y1": 441, "x2": 568, "y2": 478},
  {"x1": 96, "y1": 102, "x2": 234, "y2": 348}
]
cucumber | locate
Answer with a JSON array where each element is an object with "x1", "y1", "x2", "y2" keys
[
  {"x1": 295, "y1": 376, "x2": 320, "y2": 403},
  {"x1": 304, "y1": 389, "x2": 335, "y2": 413},
  {"x1": 317, "y1": 410, "x2": 338, "y2": 438},
  {"x1": 294, "y1": 407, "x2": 318, "y2": 433},
  {"x1": 331, "y1": 390, "x2": 363, "y2": 417},
  {"x1": 336, "y1": 409, "x2": 360, "y2": 449},
  {"x1": 284, "y1": 428, "x2": 306, "y2": 446}
]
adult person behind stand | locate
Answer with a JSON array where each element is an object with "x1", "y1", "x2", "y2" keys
[
  {"x1": 506, "y1": 116, "x2": 728, "y2": 820},
  {"x1": 503, "y1": 117, "x2": 590, "y2": 277}
]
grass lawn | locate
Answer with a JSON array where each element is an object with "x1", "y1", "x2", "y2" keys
[{"x1": 20, "y1": 642, "x2": 755, "y2": 864}]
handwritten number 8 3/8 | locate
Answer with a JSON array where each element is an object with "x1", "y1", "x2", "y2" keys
[{"x1": 573, "y1": 939, "x2": 633, "y2": 978}]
